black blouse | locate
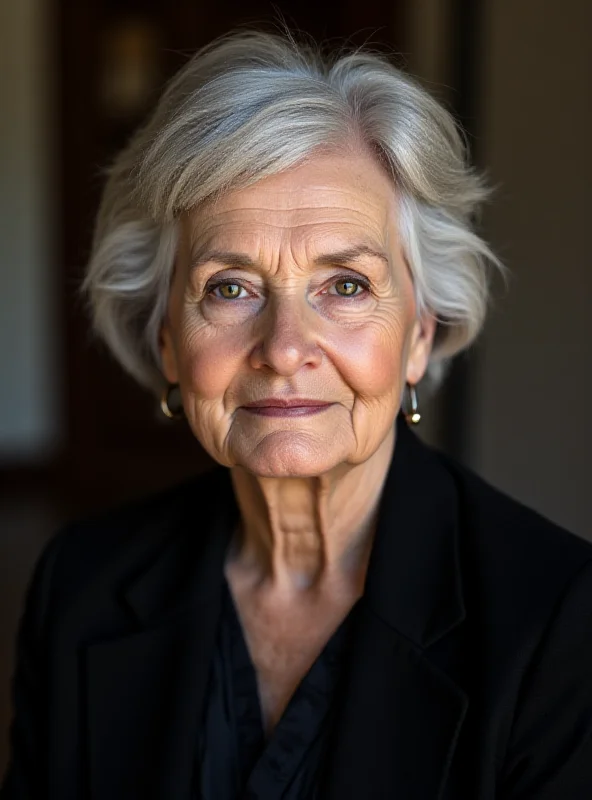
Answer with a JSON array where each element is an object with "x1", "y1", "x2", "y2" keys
[{"x1": 197, "y1": 580, "x2": 358, "y2": 800}]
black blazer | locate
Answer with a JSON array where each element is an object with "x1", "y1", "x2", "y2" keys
[{"x1": 3, "y1": 417, "x2": 592, "y2": 799}]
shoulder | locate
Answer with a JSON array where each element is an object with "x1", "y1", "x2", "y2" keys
[
  {"x1": 437, "y1": 448, "x2": 592, "y2": 627},
  {"x1": 439, "y1": 461, "x2": 592, "y2": 792},
  {"x1": 31, "y1": 466, "x2": 227, "y2": 614},
  {"x1": 440, "y1": 449, "x2": 592, "y2": 560}
]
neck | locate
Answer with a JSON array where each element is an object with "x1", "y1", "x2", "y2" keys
[{"x1": 226, "y1": 425, "x2": 395, "y2": 596}]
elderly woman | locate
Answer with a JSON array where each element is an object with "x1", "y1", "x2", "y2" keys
[{"x1": 3, "y1": 30, "x2": 592, "y2": 800}]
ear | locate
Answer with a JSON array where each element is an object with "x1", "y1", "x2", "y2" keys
[
  {"x1": 159, "y1": 319, "x2": 179, "y2": 385},
  {"x1": 405, "y1": 313, "x2": 437, "y2": 386}
]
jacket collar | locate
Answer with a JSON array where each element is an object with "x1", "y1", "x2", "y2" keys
[
  {"x1": 122, "y1": 466, "x2": 237, "y2": 627},
  {"x1": 318, "y1": 416, "x2": 468, "y2": 800},
  {"x1": 364, "y1": 413, "x2": 465, "y2": 648}
]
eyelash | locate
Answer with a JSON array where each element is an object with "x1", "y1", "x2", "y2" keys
[{"x1": 205, "y1": 274, "x2": 372, "y2": 300}]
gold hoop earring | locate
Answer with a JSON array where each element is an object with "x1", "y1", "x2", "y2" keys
[
  {"x1": 160, "y1": 384, "x2": 184, "y2": 420},
  {"x1": 404, "y1": 383, "x2": 421, "y2": 425}
]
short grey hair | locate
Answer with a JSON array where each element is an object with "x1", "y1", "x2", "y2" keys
[{"x1": 84, "y1": 29, "x2": 501, "y2": 394}]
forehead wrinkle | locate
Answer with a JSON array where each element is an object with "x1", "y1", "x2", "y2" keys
[
  {"x1": 207, "y1": 179, "x2": 391, "y2": 205},
  {"x1": 189, "y1": 196, "x2": 392, "y2": 234},
  {"x1": 187, "y1": 244, "x2": 392, "y2": 282},
  {"x1": 189, "y1": 216, "x2": 389, "y2": 251},
  {"x1": 185, "y1": 209, "x2": 397, "y2": 278},
  {"x1": 206, "y1": 198, "x2": 389, "y2": 213}
]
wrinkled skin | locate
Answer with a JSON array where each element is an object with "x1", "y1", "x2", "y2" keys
[{"x1": 161, "y1": 150, "x2": 434, "y2": 480}]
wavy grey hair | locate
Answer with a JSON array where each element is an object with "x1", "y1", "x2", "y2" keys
[{"x1": 84, "y1": 29, "x2": 501, "y2": 394}]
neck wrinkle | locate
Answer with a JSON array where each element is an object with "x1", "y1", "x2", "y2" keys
[{"x1": 227, "y1": 425, "x2": 396, "y2": 594}]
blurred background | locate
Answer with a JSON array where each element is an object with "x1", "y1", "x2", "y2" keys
[{"x1": 1, "y1": 0, "x2": 591, "y2": 777}]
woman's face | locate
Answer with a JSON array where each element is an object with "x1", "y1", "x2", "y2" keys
[{"x1": 160, "y1": 150, "x2": 435, "y2": 477}]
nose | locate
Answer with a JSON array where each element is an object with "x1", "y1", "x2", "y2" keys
[{"x1": 249, "y1": 294, "x2": 323, "y2": 376}]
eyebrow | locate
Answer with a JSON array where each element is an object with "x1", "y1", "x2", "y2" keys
[{"x1": 189, "y1": 244, "x2": 390, "y2": 274}]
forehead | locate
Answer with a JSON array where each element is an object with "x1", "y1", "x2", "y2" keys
[{"x1": 184, "y1": 151, "x2": 399, "y2": 252}]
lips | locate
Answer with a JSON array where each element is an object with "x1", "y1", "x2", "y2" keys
[
  {"x1": 243, "y1": 398, "x2": 331, "y2": 409},
  {"x1": 241, "y1": 398, "x2": 333, "y2": 417}
]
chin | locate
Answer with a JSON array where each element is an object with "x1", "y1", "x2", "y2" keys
[{"x1": 234, "y1": 432, "x2": 347, "y2": 478}]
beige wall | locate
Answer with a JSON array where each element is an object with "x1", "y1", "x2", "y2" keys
[{"x1": 472, "y1": 0, "x2": 592, "y2": 538}]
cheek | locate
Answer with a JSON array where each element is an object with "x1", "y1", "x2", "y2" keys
[
  {"x1": 172, "y1": 288, "x2": 415, "y2": 406},
  {"x1": 176, "y1": 321, "x2": 246, "y2": 401},
  {"x1": 327, "y1": 313, "x2": 408, "y2": 398}
]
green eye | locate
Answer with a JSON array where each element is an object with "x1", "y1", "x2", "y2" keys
[
  {"x1": 218, "y1": 283, "x2": 242, "y2": 299},
  {"x1": 334, "y1": 280, "x2": 360, "y2": 296}
]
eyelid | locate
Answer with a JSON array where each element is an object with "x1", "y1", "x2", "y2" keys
[
  {"x1": 324, "y1": 273, "x2": 372, "y2": 295},
  {"x1": 204, "y1": 271, "x2": 372, "y2": 299},
  {"x1": 333, "y1": 271, "x2": 371, "y2": 286},
  {"x1": 205, "y1": 277, "x2": 256, "y2": 300}
]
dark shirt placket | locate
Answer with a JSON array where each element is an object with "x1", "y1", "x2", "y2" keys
[{"x1": 198, "y1": 580, "x2": 357, "y2": 800}]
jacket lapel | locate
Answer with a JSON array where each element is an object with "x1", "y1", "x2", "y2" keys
[
  {"x1": 85, "y1": 469, "x2": 236, "y2": 800},
  {"x1": 321, "y1": 417, "x2": 469, "y2": 799},
  {"x1": 321, "y1": 607, "x2": 468, "y2": 800}
]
